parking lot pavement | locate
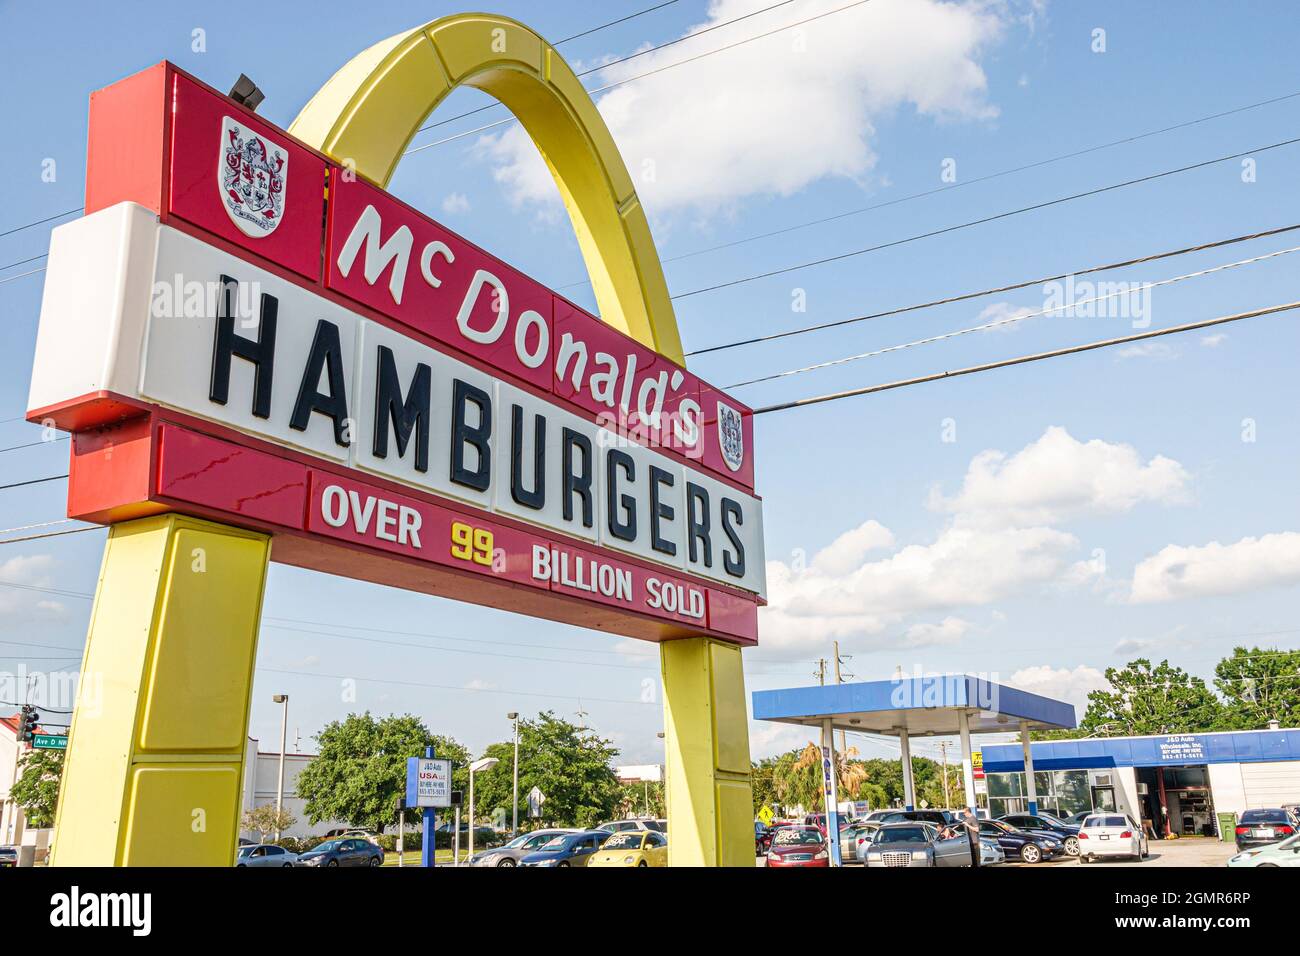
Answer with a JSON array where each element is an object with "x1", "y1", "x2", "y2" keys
[{"x1": 994, "y1": 837, "x2": 1238, "y2": 868}]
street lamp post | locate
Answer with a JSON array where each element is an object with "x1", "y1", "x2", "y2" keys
[
  {"x1": 272, "y1": 694, "x2": 288, "y2": 841},
  {"x1": 507, "y1": 712, "x2": 519, "y2": 837},
  {"x1": 468, "y1": 756, "x2": 499, "y2": 860}
]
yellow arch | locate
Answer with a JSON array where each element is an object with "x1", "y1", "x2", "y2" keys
[{"x1": 290, "y1": 13, "x2": 684, "y2": 363}]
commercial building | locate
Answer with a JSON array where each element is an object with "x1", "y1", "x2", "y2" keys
[
  {"x1": 237, "y1": 736, "x2": 344, "y2": 840},
  {"x1": 981, "y1": 727, "x2": 1300, "y2": 837}
]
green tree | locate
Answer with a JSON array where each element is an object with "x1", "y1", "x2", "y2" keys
[
  {"x1": 461, "y1": 712, "x2": 620, "y2": 828},
  {"x1": 241, "y1": 804, "x2": 296, "y2": 842},
  {"x1": 1079, "y1": 659, "x2": 1222, "y2": 736},
  {"x1": 1215, "y1": 646, "x2": 1300, "y2": 730},
  {"x1": 751, "y1": 756, "x2": 780, "y2": 814},
  {"x1": 615, "y1": 780, "x2": 665, "y2": 819},
  {"x1": 10, "y1": 748, "x2": 63, "y2": 828},
  {"x1": 295, "y1": 712, "x2": 468, "y2": 832}
]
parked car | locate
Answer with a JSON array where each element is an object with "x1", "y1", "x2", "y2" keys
[
  {"x1": 596, "y1": 818, "x2": 666, "y2": 833},
  {"x1": 434, "y1": 820, "x2": 498, "y2": 848},
  {"x1": 297, "y1": 837, "x2": 384, "y2": 867},
  {"x1": 1228, "y1": 831, "x2": 1300, "y2": 867},
  {"x1": 1061, "y1": 810, "x2": 1094, "y2": 826},
  {"x1": 862, "y1": 822, "x2": 971, "y2": 867},
  {"x1": 236, "y1": 844, "x2": 298, "y2": 867},
  {"x1": 851, "y1": 822, "x2": 883, "y2": 860},
  {"x1": 977, "y1": 819, "x2": 1064, "y2": 864},
  {"x1": 1077, "y1": 813, "x2": 1149, "y2": 863},
  {"x1": 0, "y1": 846, "x2": 16, "y2": 868},
  {"x1": 999, "y1": 813, "x2": 1080, "y2": 856},
  {"x1": 766, "y1": 825, "x2": 829, "y2": 868},
  {"x1": 323, "y1": 827, "x2": 380, "y2": 841},
  {"x1": 1234, "y1": 808, "x2": 1298, "y2": 849},
  {"x1": 587, "y1": 829, "x2": 669, "y2": 867},
  {"x1": 876, "y1": 809, "x2": 954, "y2": 827},
  {"x1": 979, "y1": 838, "x2": 1006, "y2": 865},
  {"x1": 518, "y1": 830, "x2": 608, "y2": 867},
  {"x1": 466, "y1": 828, "x2": 579, "y2": 867},
  {"x1": 838, "y1": 823, "x2": 871, "y2": 862}
]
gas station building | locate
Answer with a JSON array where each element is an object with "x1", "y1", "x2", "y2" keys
[
  {"x1": 752, "y1": 673, "x2": 1076, "y2": 861},
  {"x1": 981, "y1": 727, "x2": 1300, "y2": 837}
]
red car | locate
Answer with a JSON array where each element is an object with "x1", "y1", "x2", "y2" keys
[{"x1": 765, "y1": 826, "x2": 829, "y2": 868}]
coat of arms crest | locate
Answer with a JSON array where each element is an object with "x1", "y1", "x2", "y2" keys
[
  {"x1": 716, "y1": 401, "x2": 745, "y2": 473},
  {"x1": 219, "y1": 116, "x2": 287, "y2": 238}
]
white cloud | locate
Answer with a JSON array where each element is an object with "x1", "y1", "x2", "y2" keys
[
  {"x1": 1129, "y1": 531, "x2": 1300, "y2": 603},
  {"x1": 1200, "y1": 333, "x2": 1227, "y2": 347},
  {"x1": 440, "y1": 192, "x2": 471, "y2": 215},
  {"x1": 930, "y1": 426, "x2": 1192, "y2": 527},
  {"x1": 761, "y1": 427, "x2": 1189, "y2": 651},
  {"x1": 902, "y1": 616, "x2": 973, "y2": 647},
  {"x1": 1116, "y1": 342, "x2": 1177, "y2": 361},
  {"x1": 760, "y1": 521, "x2": 1079, "y2": 651},
  {"x1": 1006, "y1": 664, "x2": 1109, "y2": 720},
  {"x1": 480, "y1": 0, "x2": 1013, "y2": 215},
  {"x1": 0, "y1": 554, "x2": 58, "y2": 616}
]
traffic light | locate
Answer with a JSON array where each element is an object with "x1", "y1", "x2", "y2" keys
[{"x1": 16, "y1": 704, "x2": 37, "y2": 743}]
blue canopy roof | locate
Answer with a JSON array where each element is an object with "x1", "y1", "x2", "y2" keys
[{"x1": 752, "y1": 674, "x2": 1075, "y2": 736}]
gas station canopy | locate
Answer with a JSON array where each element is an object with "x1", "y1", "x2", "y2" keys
[{"x1": 751, "y1": 674, "x2": 1076, "y2": 737}]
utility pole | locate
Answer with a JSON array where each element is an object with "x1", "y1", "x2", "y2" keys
[
  {"x1": 833, "y1": 641, "x2": 853, "y2": 753},
  {"x1": 814, "y1": 658, "x2": 828, "y2": 685},
  {"x1": 940, "y1": 741, "x2": 950, "y2": 807}
]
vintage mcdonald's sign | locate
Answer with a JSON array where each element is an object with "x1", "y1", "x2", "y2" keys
[{"x1": 27, "y1": 62, "x2": 765, "y2": 644}]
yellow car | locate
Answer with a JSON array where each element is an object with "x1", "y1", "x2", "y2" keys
[{"x1": 587, "y1": 830, "x2": 669, "y2": 867}]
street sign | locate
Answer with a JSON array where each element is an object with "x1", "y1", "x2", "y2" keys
[
  {"x1": 528, "y1": 786, "x2": 546, "y2": 818},
  {"x1": 32, "y1": 734, "x2": 68, "y2": 750},
  {"x1": 757, "y1": 805, "x2": 774, "y2": 826},
  {"x1": 405, "y1": 756, "x2": 452, "y2": 809}
]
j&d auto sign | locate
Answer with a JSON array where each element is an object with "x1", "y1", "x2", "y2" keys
[{"x1": 27, "y1": 63, "x2": 765, "y2": 644}]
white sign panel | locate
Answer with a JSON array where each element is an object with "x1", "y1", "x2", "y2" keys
[{"x1": 416, "y1": 758, "x2": 452, "y2": 809}]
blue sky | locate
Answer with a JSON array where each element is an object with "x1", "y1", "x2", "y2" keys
[{"x1": 2, "y1": 0, "x2": 1299, "y2": 766}]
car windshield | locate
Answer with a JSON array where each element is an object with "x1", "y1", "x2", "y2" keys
[
  {"x1": 1240, "y1": 810, "x2": 1289, "y2": 823},
  {"x1": 603, "y1": 833, "x2": 644, "y2": 849},
  {"x1": 644, "y1": 820, "x2": 666, "y2": 832},
  {"x1": 773, "y1": 828, "x2": 822, "y2": 846},
  {"x1": 237, "y1": 846, "x2": 255, "y2": 856},
  {"x1": 540, "y1": 836, "x2": 575, "y2": 851},
  {"x1": 313, "y1": 841, "x2": 341, "y2": 853},
  {"x1": 874, "y1": 827, "x2": 929, "y2": 844}
]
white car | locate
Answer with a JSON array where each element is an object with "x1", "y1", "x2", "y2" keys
[
  {"x1": 235, "y1": 844, "x2": 299, "y2": 867},
  {"x1": 597, "y1": 819, "x2": 666, "y2": 834},
  {"x1": 1077, "y1": 813, "x2": 1148, "y2": 863}
]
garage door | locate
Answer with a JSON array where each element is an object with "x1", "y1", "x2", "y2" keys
[{"x1": 1240, "y1": 761, "x2": 1300, "y2": 807}]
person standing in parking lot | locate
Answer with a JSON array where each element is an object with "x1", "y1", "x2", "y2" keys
[{"x1": 961, "y1": 809, "x2": 981, "y2": 867}]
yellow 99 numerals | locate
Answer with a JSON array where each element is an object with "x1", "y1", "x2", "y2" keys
[{"x1": 450, "y1": 521, "x2": 494, "y2": 567}]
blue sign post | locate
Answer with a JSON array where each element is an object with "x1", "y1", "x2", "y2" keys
[{"x1": 406, "y1": 746, "x2": 453, "y2": 868}]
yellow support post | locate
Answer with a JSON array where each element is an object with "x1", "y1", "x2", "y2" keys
[
  {"x1": 661, "y1": 639, "x2": 756, "y2": 867},
  {"x1": 50, "y1": 515, "x2": 270, "y2": 866}
]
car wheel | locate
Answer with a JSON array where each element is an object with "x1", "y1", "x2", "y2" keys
[
  {"x1": 637, "y1": 860, "x2": 648, "y2": 867},
  {"x1": 368, "y1": 857, "x2": 380, "y2": 866},
  {"x1": 498, "y1": 858, "x2": 516, "y2": 867},
  {"x1": 236, "y1": 863, "x2": 246, "y2": 868},
  {"x1": 1258, "y1": 863, "x2": 1278, "y2": 868},
  {"x1": 1064, "y1": 836, "x2": 1080, "y2": 856},
  {"x1": 283, "y1": 863, "x2": 294, "y2": 868},
  {"x1": 327, "y1": 860, "x2": 339, "y2": 867},
  {"x1": 1020, "y1": 844, "x2": 1041, "y2": 864},
  {"x1": 558, "y1": 861, "x2": 570, "y2": 867}
]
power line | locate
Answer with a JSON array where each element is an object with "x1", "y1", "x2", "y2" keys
[
  {"x1": 0, "y1": 526, "x2": 98, "y2": 546},
  {"x1": 0, "y1": 436, "x2": 68, "y2": 454},
  {"x1": 0, "y1": 206, "x2": 81, "y2": 240},
  {"x1": 0, "y1": 253, "x2": 48, "y2": 273},
  {"x1": 643, "y1": 89, "x2": 1300, "y2": 280},
  {"x1": 258, "y1": 665, "x2": 652, "y2": 707},
  {"x1": 410, "y1": 0, "x2": 800, "y2": 139},
  {"x1": 674, "y1": 134, "x2": 1300, "y2": 299},
  {"x1": 686, "y1": 221, "x2": 1300, "y2": 356},
  {"x1": 405, "y1": 0, "x2": 872, "y2": 154},
  {"x1": 552, "y1": 0, "x2": 683, "y2": 45},
  {"x1": 730, "y1": 242, "x2": 1300, "y2": 388},
  {"x1": 754, "y1": 298, "x2": 1300, "y2": 415},
  {"x1": 0, "y1": 474, "x2": 68, "y2": 492}
]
